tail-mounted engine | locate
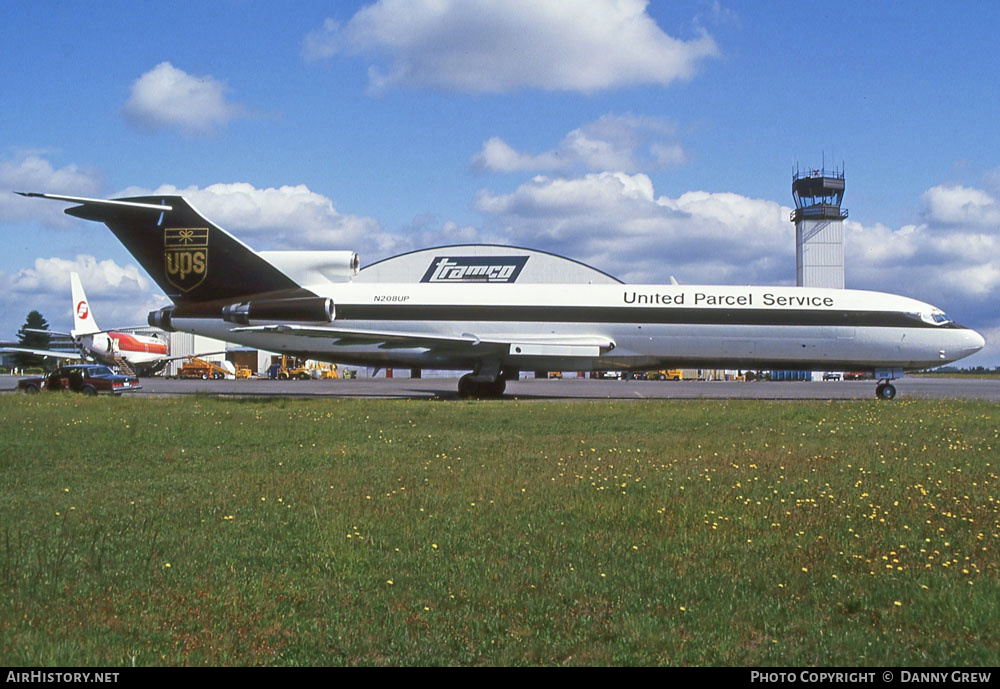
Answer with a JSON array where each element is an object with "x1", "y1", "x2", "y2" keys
[
  {"x1": 221, "y1": 296, "x2": 336, "y2": 325},
  {"x1": 148, "y1": 306, "x2": 175, "y2": 332}
]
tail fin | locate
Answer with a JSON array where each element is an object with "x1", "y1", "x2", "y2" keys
[
  {"x1": 70, "y1": 272, "x2": 100, "y2": 336},
  {"x1": 19, "y1": 193, "x2": 301, "y2": 304}
]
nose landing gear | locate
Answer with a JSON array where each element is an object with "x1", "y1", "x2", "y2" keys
[
  {"x1": 873, "y1": 368, "x2": 903, "y2": 400},
  {"x1": 875, "y1": 381, "x2": 897, "y2": 400}
]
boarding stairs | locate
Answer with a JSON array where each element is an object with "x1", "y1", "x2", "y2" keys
[{"x1": 113, "y1": 355, "x2": 135, "y2": 376}]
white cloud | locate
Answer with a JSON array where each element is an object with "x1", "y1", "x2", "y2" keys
[
  {"x1": 122, "y1": 62, "x2": 247, "y2": 136},
  {"x1": 984, "y1": 168, "x2": 1000, "y2": 194},
  {"x1": 649, "y1": 142, "x2": 687, "y2": 168},
  {"x1": 921, "y1": 184, "x2": 1000, "y2": 227},
  {"x1": 472, "y1": 114, "x2": 684, "y2": 173},
  {"x1": 2, "y1": 255, "x2": 164, "y2": 333},
  {"x1": 304, "y1": 0, "x2": 719, "y2": 93},
  {"x1": 8, "y1": 255, "x2": 149, "y2": 297},
  {"x1": 0, "y1": 155, "x2": 102, "y2": 226},
  {"x1": 475, "y1": 172, "x2": 791, "y2": 284},
  {"x1": 472, "y1": 138, "x2": 564, "y2": 174},
  {"x1": 117, "y1": 182, "x2": 402, "y2": 255},
  {"x1": 302, "y1": 18, "x2": 342, "y2": 61},
  {"x1": 845, "y1": 187, "x2": 1000, "y2": 331}
]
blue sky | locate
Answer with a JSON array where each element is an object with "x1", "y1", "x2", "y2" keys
[{"x1": 2, "y1": 0, "x2": 999, "y2": 366}]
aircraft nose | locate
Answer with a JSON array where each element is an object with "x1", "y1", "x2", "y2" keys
[
  {"x1": 967, "y1": 328, "x2": 986, "y2": 353},
  {"x1": 939, "y1": 327, "x2": 986, "y2": 365}
]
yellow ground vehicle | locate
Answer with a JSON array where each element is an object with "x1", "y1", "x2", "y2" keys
[
  {"x1": 633, "y1": 369, "x2": 682, "y2": 380},
  {"x1": 178, "y1": 357, "x2": 233, "y2": 379},
  {"x1": 269, "y1": 356, "x2": 339, "y2": 380},
  {"x1": 283, "y1": 365, "x2": 313, "y2": 381},
  {"x1": 311, "y1": 362, "x2": 340, "y2": 379}
]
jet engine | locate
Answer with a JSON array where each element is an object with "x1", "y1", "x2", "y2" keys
[
  {"x1": 87, "y1": 332, "x2": 114, "y2": 355},
  {"x1": 148, "y1": 306, "x2": 175, "y2": 332},
  {"x1": 221, "y1": 296, "x2": 335, "y2": 325},
  {"x1": 256, "y1": 251, "x2": 360, "y2": 284}
]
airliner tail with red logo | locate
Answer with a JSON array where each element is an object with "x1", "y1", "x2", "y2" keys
[{"x1": 67, "y1": 272, "x2": 169, "y2": 375}]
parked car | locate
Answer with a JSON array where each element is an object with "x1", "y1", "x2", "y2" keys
[{"x1": 18, "y1": 364, "x2": 141, "y2": 396}]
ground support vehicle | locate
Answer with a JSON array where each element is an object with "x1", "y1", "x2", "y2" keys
[{"x1": 178, "y1": 357, "x2": 233, "y2": 379}]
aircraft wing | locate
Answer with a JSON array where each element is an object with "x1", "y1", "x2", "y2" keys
[
  {"x1": 0, "y1": 347, "x2": 85, "y2": 361},
  {"x1": 231, "y1": 324, "x2": 615, "y2": 356},
  {"x1": 158, "y1": 350, "x2": 230, "y2": 363}
]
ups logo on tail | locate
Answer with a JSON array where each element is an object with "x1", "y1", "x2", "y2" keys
[{"x1": 164, "y1": 228, "x2": 209, "y2": 292}]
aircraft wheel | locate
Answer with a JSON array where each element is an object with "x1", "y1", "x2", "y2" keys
[
  {"x1": 875, "y1": 383, "x2": 897, "y2": 400},
  {"x1": 458, "y1": 374, "x2": 506, "y2": 399},
  {"x1": 458, "y1": 374, "x2": 475, "y2": 398},
  {"x1": 488, "y1": 377, "x2": 506, "y2": 398}
]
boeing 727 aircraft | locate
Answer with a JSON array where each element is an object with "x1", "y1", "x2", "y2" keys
[{"x1": 19, "y1": 192, "x2": 985, "y2": 399}]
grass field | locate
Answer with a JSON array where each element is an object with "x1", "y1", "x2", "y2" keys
[{"x1": 0, "y1": 394, "x2": 997, "y2": 666}]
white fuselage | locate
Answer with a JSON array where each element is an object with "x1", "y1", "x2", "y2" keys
[
  {"x1": 78, "y1": 331, "x2": 169, "y2": 373},
  {"x1": 169, "y1": 282, "x2": 985, "y2": 374}
]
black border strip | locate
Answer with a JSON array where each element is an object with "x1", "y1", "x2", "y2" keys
[{"x1": 335, "y1": 304, "x2": 947, "y2": 329}]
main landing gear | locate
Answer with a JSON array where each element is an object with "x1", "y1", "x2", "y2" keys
[
  {"x1": 458, "y1": 366, "x2": 516, "y2": 399},
  {"x1": 458, "y1": 374, "x2": 506, "y2": 399}
]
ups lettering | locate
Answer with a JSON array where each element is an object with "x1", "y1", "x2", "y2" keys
[{"x1": 166, "y1": 250, "x2": 207, "y2": 281}]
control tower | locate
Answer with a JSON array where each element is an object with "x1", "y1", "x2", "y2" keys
[{"x1": 792, "y1": 165, "x2": 847, "y2": 288}]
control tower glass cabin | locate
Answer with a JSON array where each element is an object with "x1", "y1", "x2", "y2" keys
[{"x1": 792, "y1": 166, "x2": 847, "y2": 289}]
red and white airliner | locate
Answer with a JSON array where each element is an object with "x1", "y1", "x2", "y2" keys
[{"x1": 6, "y1": 272, "x2": 171, "y2": 376}]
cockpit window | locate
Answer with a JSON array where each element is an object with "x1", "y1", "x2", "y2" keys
[{"x1": 919, "y1": 310, "x2": 953, "y2": 326}]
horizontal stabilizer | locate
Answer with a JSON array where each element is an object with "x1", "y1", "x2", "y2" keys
[{"x1": 16, "y1": 192, "x2": 171, "y2": 212}]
